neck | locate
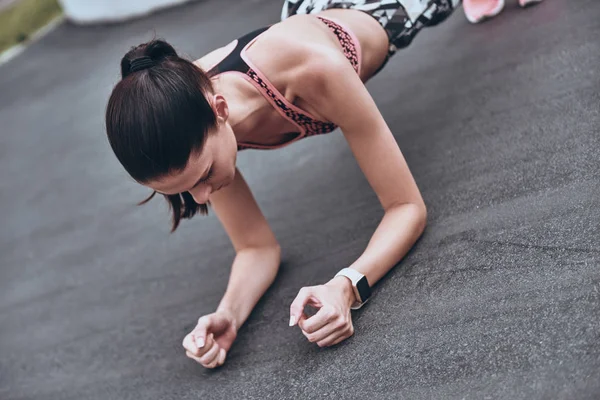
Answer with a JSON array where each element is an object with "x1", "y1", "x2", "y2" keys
[{"x1": 213, "y1": 77, "x2": 263, "y2": 143}]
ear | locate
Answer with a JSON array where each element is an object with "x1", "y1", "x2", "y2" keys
[{"x1": 212, "y1": 94, "x2": 229, "y2": 124}]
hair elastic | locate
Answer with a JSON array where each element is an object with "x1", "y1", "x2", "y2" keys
[{"x1": 130, "y1": 56, "x2": 155, "y2": 72}]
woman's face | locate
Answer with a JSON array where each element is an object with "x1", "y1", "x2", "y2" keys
[{"x1": 146, "y1": 95, "x2": 238, "y2": 204}]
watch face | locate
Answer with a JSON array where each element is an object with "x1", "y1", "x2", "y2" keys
[{"x1": 356, "y1": 276, "x2": 371, "y2": 302}]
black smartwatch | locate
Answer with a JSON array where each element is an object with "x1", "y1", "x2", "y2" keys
[{"x1": 335, "y1": 268, "x2": 371, "y2": 310}]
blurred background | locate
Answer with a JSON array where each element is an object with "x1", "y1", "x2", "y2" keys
[
  {"x1": 0, "y1": 0, "x2": 208, "y2": 56},
  {"x1": 0, "y1": 0, "x2": 61, "y2": 54}
]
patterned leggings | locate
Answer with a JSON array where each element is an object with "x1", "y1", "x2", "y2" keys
[{"x1": 281, "y1": 0, "x2": 461, "y2": 56}]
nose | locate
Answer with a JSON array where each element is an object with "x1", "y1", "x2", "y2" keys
[{"x1": 189, "y1": 184, "x2": 212, "y2": 204}]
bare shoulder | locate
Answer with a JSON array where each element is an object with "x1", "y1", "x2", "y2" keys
[
  {"x1": 249, "y1": 15, "x2": 346, "y2": 79},
  {"x1": 290, "y1": 43, "x2": 356, "y2": 97}
]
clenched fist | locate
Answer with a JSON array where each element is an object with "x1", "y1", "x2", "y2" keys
[
  {"x1": 289, "y1": 276, "x2": 356, "y2": 347},
  {"x1": 182, "y1": 310, "x2": 237, "y2": 369}
]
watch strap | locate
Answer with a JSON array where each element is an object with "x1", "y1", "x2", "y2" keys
[{"x1": 335, "y1": 268, "x2": 370, "y2": 309}]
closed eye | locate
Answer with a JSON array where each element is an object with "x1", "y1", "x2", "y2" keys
[
  {"x1": 187, "y1": 166, "x2": 214, "y2": 193},
  {"x1": 197, "y1": 168, "x2": 213, "y2": 185},
  {"x1": 201, "y1": 168, "x2": 213, "y2": 182}
]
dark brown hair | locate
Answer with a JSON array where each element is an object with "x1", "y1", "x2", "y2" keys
[{"x1": 105, "y1": 39, "x2": 216, "y2": 231}]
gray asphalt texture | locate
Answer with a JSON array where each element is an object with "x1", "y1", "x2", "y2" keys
[{"x1": 1, "y1": 0, "x2": 599, "y2": 399}]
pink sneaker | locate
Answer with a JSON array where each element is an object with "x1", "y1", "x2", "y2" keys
[{"x1": 463, "y1": 0, "x2": 506, "y2": 24}]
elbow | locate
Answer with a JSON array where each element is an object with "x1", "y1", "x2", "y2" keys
[
  {"x1": 261, "y1": 241, "x2": 283, "y2": 266},
  {"x1": 267, "y1": 243, "x2": 282, "y2": 283},
  {"x1": 258, "y1": 242, "x2": 282, "y2": 258},
  {"x1": 271, "y1": 242, "x2": 282, "y2": 264},
  {"x1": 236, "y1": 242, "x2": 282, "y2": 283},
  {"x1": 387, "y1": 200, "x2": 427, "y2": 236},
  {"x1": 415, "y1": 202, "x2": 427, "y2": 236},
  {"x1": 262, "y1": 239, "x2": 281, "y2": 259},
  {"x1": 235, "y1": 241, "x2": 281, "y2": 265}
]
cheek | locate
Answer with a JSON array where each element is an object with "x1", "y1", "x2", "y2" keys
[
  {"x1": 216, "y1": 126, "x2": 237, "y2": 181},
  {"x1": 229, "y1": 133, "x2": 238, "y2": 168},
  {"x1": 230, "y1": 129, "x2": 238, "y2": 153},
  {"x1": 216, "y1": 134, "x2": 236, "y2": 182},
  {"x1": 228, "y1": 153, "x2": 237, "y2": 181}
]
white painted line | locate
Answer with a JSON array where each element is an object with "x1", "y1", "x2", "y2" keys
[{"x1": 0, "y1": 43, "x2": 25, "y2": 64}]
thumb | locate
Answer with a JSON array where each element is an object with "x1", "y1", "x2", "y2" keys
[
  {"x1": 289, "y1": 287, "x2": 314, "y2": 327},
  {"x1": 194, "y1": 315, "x2": 214, "y2": 348}
]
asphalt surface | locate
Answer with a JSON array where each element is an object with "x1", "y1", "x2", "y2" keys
[{"x1": 1, "y1": 0, "x2": 599, "y2": 399}]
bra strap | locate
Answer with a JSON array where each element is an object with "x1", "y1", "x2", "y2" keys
[{"x1": 206, "y1": 26, "x2": 270, "y2": 77}]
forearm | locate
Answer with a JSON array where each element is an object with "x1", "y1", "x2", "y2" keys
[
  {"x1": 216, "y1": 244, "x2": 281, "y2": 329},
  {"x1": 344, "y1": 203, "x2": 426, "y2": 287}
]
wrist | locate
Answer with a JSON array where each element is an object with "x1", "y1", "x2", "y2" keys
[
  {"x1": 215, "y1": 306, "x2": 240, "y2": 332},
  {"x1": 326, "y1": 275, "x2": 357, "y2": 307}
]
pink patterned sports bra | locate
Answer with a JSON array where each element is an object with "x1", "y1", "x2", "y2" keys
[{"x1": 206, "y1": 16, "x2": 362, "y2": 150}]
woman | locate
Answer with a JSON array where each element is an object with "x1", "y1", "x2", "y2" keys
[{"x1": 106, "y1": 0, "x2": 460, "y2": 369}]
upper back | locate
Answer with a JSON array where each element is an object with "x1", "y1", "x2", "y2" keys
[
  {"x1": 197, "y1": 14, "x2": 344, "y2": 78},
  {"x1": 192, "y1": 11, "x2": 387, "y2": 149}
]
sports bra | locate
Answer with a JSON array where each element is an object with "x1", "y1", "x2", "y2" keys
[{"x1": 206, "y1": 16, "x2": 362, "y2": 150}]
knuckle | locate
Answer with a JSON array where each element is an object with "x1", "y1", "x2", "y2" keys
[
  {"x1": 303, "y1": 324, "x2": 315, "y2": 334},
  {"x1": 323, "y1": 308, "x2": 336, "y2": 320},
  {"x1": 305, "y1": 332, "x2": 317, "y2": 343},
  {"x1": 299, "y1": 287, "x2": 311, "y2": 296},
  {"x1": 199, "y1": 354, "x2": 209, "y2": 364},
  {"x1": 207, "y1": 357, "x2": 220, "y2": 368}
]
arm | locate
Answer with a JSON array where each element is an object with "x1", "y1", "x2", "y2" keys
[
  {"x1": 301, "y1": 50, "x2": 426, "y2": 291},
  {"x1": 289, "y1": 47, "x2": 426, "y2": 346},
  {"x1": 211, "y1": 168, "x2": 281, "y2": 328},
  {"x1": 182, "y1": 167, "x2": 280, "y2": 368}
]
